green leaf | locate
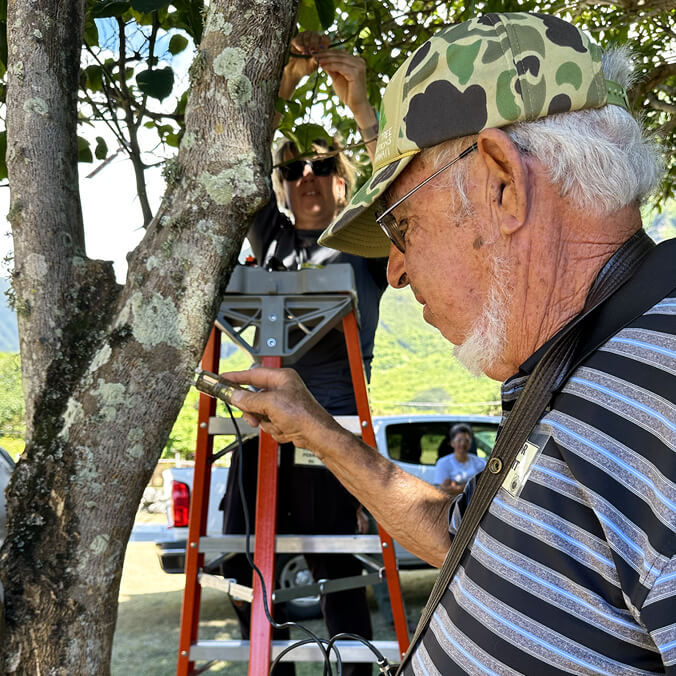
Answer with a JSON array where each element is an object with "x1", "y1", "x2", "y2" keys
[
  {"x1": 279, "y1": 127, "x2": 302, "y2": 152},
  {"x1": 165, "y1": 132, "x2": 180, "y2": 147},
  {"x1": 296, "y1": 0, "x2": 321, "y2": 32},
  {"x1": 78, "y1": 136, "x2": 93, "y2": 163},
  {"x1": 83, "y1": 15, "x2": 99, "y2": 47},
  {"x1": 91, "y1": 0, "x2": 131, "y2": 18},
  {"x1": 174, "y1": 90, "x2": 188, "y2": 116},
  {"x1": 0, "y1": 131, "x2": 7, "y2": 181},
  {"x1": 94, "y1": 136, "x2": 108, "y2": 160},
  {"x1": 0, "y1": 20, "x2": 8, "y2": 77},
  {"x1": 168, "y1": 34, "x2": 188, "y2": 55},
  {"x1": 131, "y1": 0, "x2": 170, "y2": 13},
  {"x1": 290, "y1": 123, "x2": 333, "y2": 155},
  {"x1": 315, "y1": 0, "x2": 335, "y2": 30},
  {"x1": 83, "y1": 65, "x2": 103, "y2": 92},
  {"x1": 171, "y1": 0, "x2": 204, "y2": 44},
  {"x1": 136, "y1": 67, "x2": 174, "y2": 100}
]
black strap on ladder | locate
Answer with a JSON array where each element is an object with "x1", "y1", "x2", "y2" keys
[{"x1": 396, "y1": 230, "x2": 667, "y2": 674}]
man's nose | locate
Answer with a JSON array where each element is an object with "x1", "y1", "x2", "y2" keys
[
  {"x1": 386, "y1": 244, "x2": 409, "y2": 289},
  {"x1": 302, "y1": 161, "x2": 314, "y2": 177}
]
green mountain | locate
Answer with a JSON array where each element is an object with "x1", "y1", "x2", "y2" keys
[{"x1": 369, "y1": 287, "x2": 501, "y2": 416}]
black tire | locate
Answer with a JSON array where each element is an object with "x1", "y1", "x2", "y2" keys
[{"x1": 276, "y1": 554, "x2": 322, "y2": 621}]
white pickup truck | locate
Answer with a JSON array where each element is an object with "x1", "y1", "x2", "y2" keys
[
  {"x1": 0, "y1": 447, "x2": 14, "y2": 547},
  {"x1": 155, "y1": 413, "x2": 499, "y2": 618}
]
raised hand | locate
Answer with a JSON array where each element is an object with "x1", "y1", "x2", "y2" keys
[{"x1": 280, "y1": 31, "x2": 331, "y2": 96}]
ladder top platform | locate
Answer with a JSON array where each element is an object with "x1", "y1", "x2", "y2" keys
[{"x1": 225, "y1": 264, "x2": 357, "y2": 299}]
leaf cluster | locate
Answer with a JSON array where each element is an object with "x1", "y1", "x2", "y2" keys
[
  {"x1": 0, "y1": 0, "x2": 673, "y2": 218},
  {"x1": 280, "y1": 0, "x2": 676, "y2": 203}
]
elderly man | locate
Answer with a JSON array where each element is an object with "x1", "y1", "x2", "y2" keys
[{"x1": 225, "y1": 13, "x2": 675, "y2": 674}]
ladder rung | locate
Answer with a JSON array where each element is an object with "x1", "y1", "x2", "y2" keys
[
  {"x1": 198, "y1": 534, "x2": 385, "y2": 554},
  {"x1": 333, "y1": 415, "x2": 363, "y2": 435},
  {"x1": 190, "y1": 639, "x2": 403, "y2": 662},
  {"x1": 198, "y1": 573, "x2": 253, "y2": 602},
  {"x1": 273, "y1": 571, "x2": 383, "y2": 603},
  {"x1": 208, "y1": 417, "x2": 259, "y2": 436}
]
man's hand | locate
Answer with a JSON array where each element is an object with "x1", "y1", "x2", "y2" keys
[{"x1": 222, "y1": 367, "x2": 342, "y2": 453}]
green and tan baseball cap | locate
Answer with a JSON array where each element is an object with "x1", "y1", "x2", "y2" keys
[{"x1": 319, "y1": 12, "x2": 630, "y2": 257}]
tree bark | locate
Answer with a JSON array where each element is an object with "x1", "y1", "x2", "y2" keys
[{"x1": 0, "y1": 0, "x2": 299, "y2": 673}]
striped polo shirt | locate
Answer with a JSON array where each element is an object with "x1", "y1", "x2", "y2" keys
[{"x1": 405, "y1": 245, "x2": 676, "y2": 674}]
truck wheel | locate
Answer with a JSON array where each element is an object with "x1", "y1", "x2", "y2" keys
[{"x1": 276, "y1": 554, "x2": 322, "y2": 621}]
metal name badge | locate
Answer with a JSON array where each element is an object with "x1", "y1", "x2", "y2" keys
[{"x1": 503, "y1": 440, "x2": 541, "y2": 498}]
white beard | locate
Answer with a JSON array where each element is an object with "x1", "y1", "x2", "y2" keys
[{"x1": 453, "y1": 255, "x2": 511, "y2": 377}]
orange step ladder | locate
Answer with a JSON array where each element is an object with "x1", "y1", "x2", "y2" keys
[{"x1": 176, "y1": 264, "x2": 410, "y2": 675}]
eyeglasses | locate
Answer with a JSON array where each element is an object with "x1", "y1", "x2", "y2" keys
[
  {"x1": 279, "y1": 156, "x2": 338, "y2": 182},
  {"x1": 375, "y1": 142, "x2": 478, "y2": 253}
]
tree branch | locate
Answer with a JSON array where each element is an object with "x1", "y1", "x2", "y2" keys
[{"x1": 116, "y1": 16, "x2": 154, "y2": 226}]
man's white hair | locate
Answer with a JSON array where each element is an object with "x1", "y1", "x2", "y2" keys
[{"x1": 425, "y1": 47, "x2": 664, "y2": 216}]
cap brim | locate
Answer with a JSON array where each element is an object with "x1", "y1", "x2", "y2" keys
[{"x1": 319, "y1": 154, "x2": 416, "y2": 257}]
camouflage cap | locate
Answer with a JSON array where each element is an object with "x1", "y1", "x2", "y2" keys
[{"x1": 319, "y1": 12, "x2": 630, "y2": 257}]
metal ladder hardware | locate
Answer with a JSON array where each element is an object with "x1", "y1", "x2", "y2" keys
[{"x1": 177, "y1": 265, "x2": 410, "y2": 676}]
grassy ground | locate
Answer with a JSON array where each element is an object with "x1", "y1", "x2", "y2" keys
[{"x1": 112, "y1": 532, "x2": 436, "y2": 676}]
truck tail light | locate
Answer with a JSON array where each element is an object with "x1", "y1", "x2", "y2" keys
[{"x1": 171, "y1": 480, "x2": 190, "y2": 527}]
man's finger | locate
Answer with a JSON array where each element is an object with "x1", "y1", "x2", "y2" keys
[{"x1": 220, "y1": 367, "x2": 289, "y2": 390}]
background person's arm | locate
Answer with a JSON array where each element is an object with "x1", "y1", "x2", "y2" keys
[
  {"x1": 275, "y1": 32, "x2": 378, "y2": 162},
  {"x1": 226, "y1": 366, "x2": 452, "y2": 567}
]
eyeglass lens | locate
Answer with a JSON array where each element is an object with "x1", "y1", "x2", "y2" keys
[
  {"x1": 280, "y1": 157, "x2": 337, "y2": 181},
  {"x1": 375, "y1": 209, "x2": 406, "y2": 254},
  {"x1": 375, "y1": 142, "x2": 477, "y2": 254}
]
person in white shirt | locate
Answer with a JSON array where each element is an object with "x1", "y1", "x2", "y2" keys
[{"x1": 433, "y1": 423, "x2": 485, "y2": 495}]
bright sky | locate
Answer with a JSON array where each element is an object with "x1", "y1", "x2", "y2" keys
[
  {"x1": 0, "y1": 17, "x2": 187, "y2": 283},
  {"x1": 0, "y1": 155, "x2": 162, "y2": 283}
]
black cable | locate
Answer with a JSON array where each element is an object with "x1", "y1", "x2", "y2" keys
[
  {"x1": 327, "y1": 633, "x2": 394, "y2": 674},
  {"x1": 269, "y1": 637, "x2": 343, "y2": 675},
  {"x1": 224, "y1": 403, "x2": 336, "y2": 675},
  {"x1": 225, "y1": 403, "x2": 398, "y2": 674},
  {"x1": 195, "y1": 371, "x2": 398, "y2": 672}
]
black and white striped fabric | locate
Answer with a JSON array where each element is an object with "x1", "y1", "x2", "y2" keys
[{"x1": 405, "y1": 287, "x2": 675, "y2": 674}]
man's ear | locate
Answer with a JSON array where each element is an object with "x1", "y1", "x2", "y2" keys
[{"x1": 476, "y1": 128, "x2": 528, "y2": 236}]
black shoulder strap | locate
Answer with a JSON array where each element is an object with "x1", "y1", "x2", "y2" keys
[
  {"x1": 395, "y1": 232, "x2": 674, "y2": 675},
  {"x1": 566, "y1": 237, "x2": 676, "y2": 377}
]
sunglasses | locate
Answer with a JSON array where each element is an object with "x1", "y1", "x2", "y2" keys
[{"x1": 279, "y1": 156, "x2": 338, "y2": 182}]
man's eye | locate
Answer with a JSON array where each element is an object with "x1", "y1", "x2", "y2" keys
[{"x1": 399, "y1": 218, "x2": 409, "y2": 239}]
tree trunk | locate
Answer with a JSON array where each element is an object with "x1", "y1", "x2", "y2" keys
[{"x1": 0, "y1": 0, "x2": 299, "y2": 673}]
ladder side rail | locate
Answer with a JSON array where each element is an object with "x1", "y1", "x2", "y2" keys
[
  {"x1": 177, "y1": 327, "x2": 221, "y2": 676},
  {"x1": 342, "y1": 311, "x2": 411, "y2": 658},
  {"x1": 249, "y1": 355, "x2": 282, "y2": 676}
]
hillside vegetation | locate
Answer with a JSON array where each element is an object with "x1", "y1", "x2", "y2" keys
[{"x1": 369, "y1": 287, "x2": 500, "y2": 415}]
